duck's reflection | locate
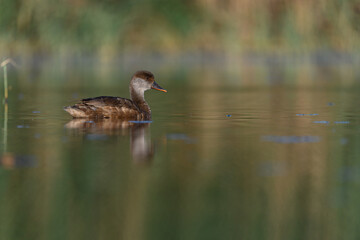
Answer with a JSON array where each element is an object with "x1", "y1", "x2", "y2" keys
[{"x1": 65, "y1": 119, "x2": 154, "y2": 163}]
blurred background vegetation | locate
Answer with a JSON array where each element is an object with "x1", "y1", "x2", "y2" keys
[{"x1": 1, "y1": 0, "x2": 360, "y2": 59}]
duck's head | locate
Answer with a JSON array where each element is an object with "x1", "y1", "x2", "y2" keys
[{"x1": 131, "y1": 70, "x2": 167, "y2": 94}]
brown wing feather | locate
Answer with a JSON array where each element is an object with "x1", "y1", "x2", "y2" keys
[
  {"x1": 81, "y1": 96, "x2": 135, "y2": 108},
  {"x1": 65, "y1": 96, "x2": 146, "y2": 119}
]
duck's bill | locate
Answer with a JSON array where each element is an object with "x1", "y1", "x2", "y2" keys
[{"x1": 151, "y1": 81, "x2": 167, "y2": 92}]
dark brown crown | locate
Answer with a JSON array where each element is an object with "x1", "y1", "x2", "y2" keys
[{"x1": 133, "y1": 70, "x2": 154, "y2": 82}]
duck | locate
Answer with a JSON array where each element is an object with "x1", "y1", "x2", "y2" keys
[{"x1": 64, "y1": 70, "x2": 167, "y2": 120}]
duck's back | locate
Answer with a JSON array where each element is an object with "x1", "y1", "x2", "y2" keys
[{"x1": 64, "y1": 96, "x2": 148, "y2": 120}]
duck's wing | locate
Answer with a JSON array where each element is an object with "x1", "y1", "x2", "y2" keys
[
  {"x1": 81, "y1": 96, "x2": 137, "y2": 110},
  {"x1": 65, "y1": 96, "x2": 140, "y2": 118}
]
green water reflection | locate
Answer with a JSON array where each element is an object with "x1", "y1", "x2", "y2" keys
[{"x1": 0, "y1": 62, "x2": 360, "y2": 240}]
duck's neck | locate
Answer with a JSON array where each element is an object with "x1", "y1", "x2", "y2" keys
[{"x1": 130, "y1": 87, "x2": 151, "y2": 114}]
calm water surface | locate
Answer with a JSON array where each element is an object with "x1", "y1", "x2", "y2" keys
[{"x1": 0, "y1": 62, "x2": 360, "y2": 240}]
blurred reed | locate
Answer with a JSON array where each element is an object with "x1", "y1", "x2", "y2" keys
[
  {"x1": 1, "y1": 58, "x2": 17, "y2": 153},
  {"x1": 1, "y1": 59, "x2": 8, "y2": 152},
  {"x1": 0, "y1": 0, "x2": 359, "y2": 56},
  {"x1": 1, "y1": 58, "x2": 18, "y2": 103}
]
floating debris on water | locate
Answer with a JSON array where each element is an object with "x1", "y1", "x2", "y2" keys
[
  {"x1": 334, "y1": 121, "x2": 350, "y2": 124},
  {"x1": 72, "y1": 93, "x2": 79, "y2": 99},
  {"x1": 84, "y1": 120, "x2": 95, "y2": 124},
  {"x1": 86, "y1": 134, "x2": 108, "y2": 141},
  {"x1": 313, "y1": 121, "x2": 349, "y2": 125},
  {"x1": 339, "y1": 167, "x2": 360, "y2": 182},
  {"x1": 313, "y1": 121, "x2": 330, "y2": 124},
  {"x1": 226, "y1": 114, "x2": 232, "y2": 117},
  {"x1": 340, "y1": 138, "x2": 348, "y2": 145},
  {"x1": 167, "y1": 133, "x2": 196, "y2": 144},
  {"x1": 296, "y1": 113, "x2": 319, "y2": 116},
  {"x1": 262, "y1": 135, "x2": 320, "y2": 143},
  {"x1": 17, "y1": 125, "x2": 29, "y2": 128},
  {"x1": 32, "y1": 111, "x2": 41, "y2": 114},
  {"x1": 18, "y1": 93, "x2": 24, "y2": 100},
  {"x1": 327, "y1": 102, "x2": 335, "y2": 106},
  {"x1": 34, "y1": 133, "x2": 41, "y2": 139},
  {"x1": 258, "y1": 162, "x2": 287, "y2": 177},
  {"x1": 129, "y1": 120, "x2": 153, "y2": 124}
]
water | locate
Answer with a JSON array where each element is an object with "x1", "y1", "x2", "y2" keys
[{"x1": 1, "y1": 61, "x2": 360, "y2": 240}]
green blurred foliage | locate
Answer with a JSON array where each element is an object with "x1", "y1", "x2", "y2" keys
[{"x1": 0, "y1": 0, "x2": 360, "y2": 55}]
